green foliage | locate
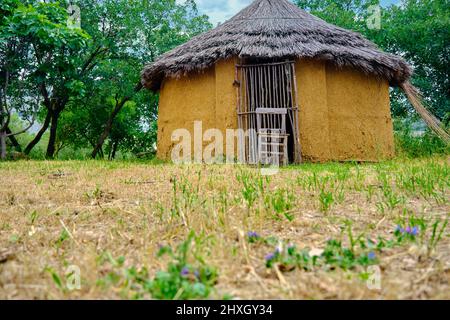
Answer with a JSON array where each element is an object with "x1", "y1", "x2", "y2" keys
[
  {"x1": 296, "y1": 171, "x2": 350, "y2": 212},
  {"x1": 29, "y1": 210, "x2": 38, "y2": 224},
  {"x1": 296, "y1": 0, "x2": 380, "y2": 31},
  {"x1": 1, "y1": 0, "x2": 211, "y2": 159},
  {"x1": 394, "y1": 216, "x2": 448, "y2": 254},
  {"x1": 3, "y1": 0, "x2": 448, "y2": 159},
  {"x1": 236, "y1": 170, "x2": 269, "y2": 210},
  {"x1": 394, "y1": 119, "x2": 450, "y2": 158},
  {"x1": 393, "y1": 159, "x2": 449, "y2": 204},
  {"x1": 96, "y1": 232, "x2": 219, "y2": 300},
  {"x1": 169, "y1": 172, "x2": 202, "y2": 218},
  {"x1": 53, "y1": 0, "x2": 211, "y2": 159},
  {"x1": 246, "y1": 231, "x2": 263, "y2": 244},
  {"x1": 429, "y1": 219, "x2": 448, "y2": 252},
  {"x1": 321, "y1": 239, "x2": 376, "y2": 270},
  {"x1": 54, "y1": 228, "x2": 70, "y2": 249},
  {"x1": 0, "y1": 0, "x2": 20, "y2": 26},
  {"x1": 3, "y1": 3, "x2": 89, "y2": 45},
  {"x1": 265, "y1": 245, "x2": 316, "y2": 271},
  {"x1": 264, "y1": 238, "x2": 377, "y2": 272},
  {"x1": 2, "y1": 1, "x2": 89, "y2": 87},
  {"x1": 319, "y1": 189, "x2": 334, "y2": 212},
  {"x1": 375, "y1": 169, "x2": 405, "y2": 211},
  {"x1": 83, "y1": 185, "x2": 105, "y2": 204},
  {"x1": 44, "y1": 267, "x2": 64, "y2": 291},
  {"x1": 296, "y1": 0, "x2": 449, "y2": 121},
  {"x1": 382, "y1": 0, "x2": 449, "y2": 120},
  {"x1": 263, "y1": 216, "x2": 448, "y2": 274},
  {"x1": 148, "y1": 234, "x2": 219, "y2": 300},
  {"x1": 1, "y1": 0, "x2": 91, "y2": 158},
  {"x1": 264, "y1": 188, "x2": 295, "y2": 221}
]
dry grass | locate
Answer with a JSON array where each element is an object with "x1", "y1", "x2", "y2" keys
[{"x1": 0, "y1": 157, "x2": 449, "y2": 300}]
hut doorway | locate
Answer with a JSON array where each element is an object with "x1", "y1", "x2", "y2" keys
[{"x1": 236, "y1": 60, "x2": 301, "y2": 165}]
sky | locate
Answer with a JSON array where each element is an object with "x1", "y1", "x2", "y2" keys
[{"x1": 193, "y1": 0, "x2": 401, "y2": 25}]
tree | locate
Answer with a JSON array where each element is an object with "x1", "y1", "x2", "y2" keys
[
  {"x1": 380, "y1": 0, "x2": 449, "y2": 121},
  {"x1": 3, "y1": 0, "x2": 211, "y2": 160},
  {"x1": 87, "y1": 0, "x2": 212, "y2": 158},
  {"x1": 1, "y1": 1, "x2": 91, "y2": 158},
  {"x1": 295, "y1": 0, "x2": 449, "y2": 122},
  {"x1": 0, "y1": 0, "x2": 38, "y2": 159},
  {"x1": 296, "y1": 0, "x2": 379, "y2": 30}
]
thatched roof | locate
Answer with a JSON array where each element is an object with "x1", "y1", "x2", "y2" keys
[{"x1": 141, "y1": 0, "x2": 412, "y2": 92}]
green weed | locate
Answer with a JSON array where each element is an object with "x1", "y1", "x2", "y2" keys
[
  {"x1": 319, "y1": 189, "x2": 334, "y2": 213},
  {"x1": 236, "y1": 170, "x2": 269, "y2": 210},
  {"x1": 96, "y1": 232, "x2": 219, "y2": 300},
  {"x1": 264, "y1": 189, "x2": 295, "y2": 221}
]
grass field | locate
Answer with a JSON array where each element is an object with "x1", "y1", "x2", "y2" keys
[{"x1": 0, "y1": 156, "x2": 449, "y2": 299}]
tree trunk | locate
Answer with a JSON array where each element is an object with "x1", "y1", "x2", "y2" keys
[
  {"x1": 6, "y1": 127, "x2": 22, "y2": 152},
  {"x1": 111, "y1": 140, "x2": 119, "y2": 160},
  {"x1": 91, "y1": 83, "x2": 142, "y2": 159},
  {"x1": 91, "y1": 99, "x2": 127, "y2": 159},
  {"x1": 46, "y1": 111, "x2": 60, "y2": 159},
  {"x1": 0, "y1": 131, "x2": 6, "y2": 160},
  {"x1": 108, "y1": 141, "x2": 113, "y2": 160},
  {"x1": 24, "y1": 110, "x2": 51, "y2": 155},
  {"x1": 92, "y1": 116, "x2": 114, "y2": 159}
]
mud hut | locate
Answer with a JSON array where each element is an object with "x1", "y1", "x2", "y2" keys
[{"x1": 141, "y1": 0, "x2": 446, "y2": 164}]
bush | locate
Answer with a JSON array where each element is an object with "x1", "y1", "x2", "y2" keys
[{"x1": 394, "y1": 119, "x2": 449, "y2": 158}]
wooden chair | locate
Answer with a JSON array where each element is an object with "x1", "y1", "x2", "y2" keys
[{"x1": 255, "y1": 108, "x2": 289, "y2": 166}]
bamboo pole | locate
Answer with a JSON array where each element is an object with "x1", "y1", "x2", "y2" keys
[{"x1": 400, "y1": 81, "x2": 449, "y2": 144}]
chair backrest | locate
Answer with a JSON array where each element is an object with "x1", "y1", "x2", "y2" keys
[{"x1": 255, "y1": 108, "x2": 288, "y2": 134}]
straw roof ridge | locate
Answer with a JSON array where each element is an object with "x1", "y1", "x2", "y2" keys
[{"x1": 142, "y1": 0, "x2": 412, "y2": 91}]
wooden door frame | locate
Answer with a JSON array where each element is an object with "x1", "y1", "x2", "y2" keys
[{"x1": 235, "y1": 60, "x2": 302, "y2": 165}]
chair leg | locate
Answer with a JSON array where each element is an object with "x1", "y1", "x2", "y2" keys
[
  {"x1": 258, "y1": 135, "x2": 262, "y2": 164},
  {"x1": 283, "y1": 137, "x2": 288, "y2": 166}
]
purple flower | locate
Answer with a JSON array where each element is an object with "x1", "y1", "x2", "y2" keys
[
  {"x1": 396, "y1": 225, "x2": 405, "y2": 233},
  {"x1": 265, "y1": 253, "x2": 276, "y2": 261},
  {"x1": 247, "y1": 231, "x2": 260, "y2": 239},
  {"x1": 405, "y1": 226, "x2": 411, "y2": 234},
  {"x1": 368, "y1": 252, "x2": 376, "y2": 260},
  {"x1": 411, "y1": 226, "x2": 419, "y2": 236},
  {"x1": 194, "y1": 270, "x2": 200, "y2": 278},
  {"x1": 180, "y1": 267, "x2": 189, "y2": 277}
]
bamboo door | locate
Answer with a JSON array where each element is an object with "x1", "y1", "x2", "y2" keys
[{"x1": 236, "y1": 61, "x2": 302, "y2": 165}]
